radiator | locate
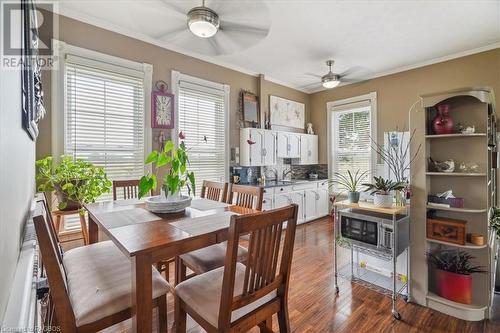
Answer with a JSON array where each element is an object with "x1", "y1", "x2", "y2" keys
[{"x1": 2, "y1": 203, "x2": 40, "y2": 332}]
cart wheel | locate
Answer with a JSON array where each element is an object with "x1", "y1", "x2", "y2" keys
[
  {"x1": 392, "y1": 310, "x2": 401, "y2": 320},
  {"x1": 402, "y1": 295, "x2": 409, "y2": 302},
  {"x1": 335, "y1": 286, "x2": 339, "y2": 294}
]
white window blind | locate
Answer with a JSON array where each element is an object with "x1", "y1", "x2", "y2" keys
[
  {"x1": 64, "y1": 59, "x2": 146, "y2": 229},
  {"x1": 331, "y1": 104, "x2": 373, "y2": 190},
  {"x1": 178, "y1": 81, "x2": 227, "y2": 196}
]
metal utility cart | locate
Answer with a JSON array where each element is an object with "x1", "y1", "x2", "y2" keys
[{"x1": 333, "y1": 201, "x2": 410, "y2": 320}]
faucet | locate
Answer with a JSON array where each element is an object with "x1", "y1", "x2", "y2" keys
[
  {"x1": 265, "y1": 168, "x2": 278, "y2": 181},
  {"x1": 282, "y1": 168, "x2": 293, "y2": 180}
]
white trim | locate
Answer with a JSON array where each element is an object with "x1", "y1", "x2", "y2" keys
[
  {"x1": 51, "y1": 40, "x2": 152, "y2": 174},
  {"x1": 327, "y1": 92, "x2": 378, "y2": 183},
  {"x1": 55, "y1": 5, "x2": 500, "y2": 95},
  {"x1": 171, "y1": 70, "x2": 230, "y2": 182}
]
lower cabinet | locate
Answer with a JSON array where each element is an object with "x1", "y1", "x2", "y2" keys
[{"x1": 261, "y1": 181, "x2": 329, "y2": 224}]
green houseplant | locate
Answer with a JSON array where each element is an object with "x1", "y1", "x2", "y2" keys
[
  {"x1": 329, "y1": 170, "x2": 368, "y2": 203},
  {"x1": 138, "y1": 132, "x2": 196, "y2": 200},
  {"x1": 36, "y1": 156, "x2": 112, "y2": 214},
  {"x1": 362, "y1": 176, "x2": 405, "y2": 208},
  {"x1": 489, "y1": 207, "x2": 500, "y2": 238},
  {"x1": 427, "y1": 250, "x2": 486, "y2": 304}
]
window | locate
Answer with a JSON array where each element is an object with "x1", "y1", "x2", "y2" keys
[
  {"x1": 172, "y1": 71, "x2": 229, "y2": 196},
  {"x1": 327, "y1": 93, "x2": 377, "y2": 191},
  {"x1": 52, "y1": 42, "x2": 152, "y2": 230}
]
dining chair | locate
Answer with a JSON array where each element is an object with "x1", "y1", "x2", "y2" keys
[
  {"x1": 201, "y1": 180, "x2": 228, "y2": 202},
  {"x1": 113, "y1": 179, "x2": 175, "y2": 281},
  {"x1": 175, "y1": 184, "x2": 263, "y2": 284},
  {"x1": 174, "y1": 204, "x2": 299, "y2": 333},
  {"x1": 112, "y1": 179, "x2": 141, "y2": 201},
  {"x1": 227, "y1": 184, "x2": 264, "y2": 210},
  {"x1": 33, "y1": 213, "x2": 171, "y2": 333}
]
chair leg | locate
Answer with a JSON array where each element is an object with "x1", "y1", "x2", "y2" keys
[
  {"x1": 175, "y1": 257, "x2": 187, "y2": 285},
  {"x1": 174, "y1": 295, "x2": 187, "y2": 333},
  {"x1": 158, "y1": 294, "x2": 168, "y2": 333},
  {"x1": 277, "y1": 301, "x2": 291, "y2": 333},
  {"x1": 258, "y1": 316, "x2": 273, "y2": 333}
]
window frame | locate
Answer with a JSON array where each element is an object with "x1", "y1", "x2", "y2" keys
[
  {"x1": 171, "y1": 70, "x2": 230, "y2": 187},
  {"x1": 327, "y1": 92, "x2": 378, "y2": 189},
  {"x1": 51, "y1": 40, "x2": 153, "y2": 173}
]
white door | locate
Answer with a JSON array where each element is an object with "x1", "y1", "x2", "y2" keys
[
  {"x1": 249, "y1": 129, "x2": 264, "y2": 166},
  {"x1": 317, "y1": 188, "x2": 329, "y2": 217},
  {"x1": 262, "y1": 195, "x2": 273, "y2": 211},
  {"x1": 308, "y1": 135, "x2": 318, "y2": 164},
  {"x1": 274, "y1": 193, "x2": 291, "y2": 209},
  {"x1": 289, "y1": 191, "x2": 305, "y2": 223},
  {"x1": 288, "y1": 133, "x2": 301, "y2": 158},
  {"x1": 277, "y1": 132, "x2": 288, "y2": 158},
  {"x1": 304, "y1": 189, "x2": 318, "y2": 221},
  {"x1": 299, "y1": 134, "x2": 309, "y2": 165},
  {"x1": 262, "y1": 130, "x2": 277, "y2": 165}
]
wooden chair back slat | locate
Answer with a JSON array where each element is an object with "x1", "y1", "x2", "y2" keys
[
  {"x1": 40, "y1": 194, "x2": 63, "y2": 263},
  {"x1": 227, "y1": 184, "x2": 263, "y2": 211},
  {"x1": 33, "y1": 215, "x2": 77, "y2": 332},
  {"x1": 200, "y1": 180, "x2": 228, "y2": 202},
  {"x1": 113, "y1": 179, "x2": 141, "y2": 200},
  {"x1": 218, "y1": 204, "x2": 298, "y2": 330}
]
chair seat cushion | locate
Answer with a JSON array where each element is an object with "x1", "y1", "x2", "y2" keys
[
  {"x1": 63, "y1": 240, "x2": 171, "y2": 327},
  {"x1": 175, "y1": 263, "x2": 276, "y2": 328},
  {"x1": 180, "y1": 242, "x2": 247, "y2": 274}
]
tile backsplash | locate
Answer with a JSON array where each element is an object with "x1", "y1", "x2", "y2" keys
[{"x1": 291, "y1": 164, "x2": 328, "y2": 179}]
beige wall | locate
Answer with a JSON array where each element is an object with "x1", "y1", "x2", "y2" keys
[
  {"x1": 37, "y1": 14, "x2": 309, "y2": 159},
  {"x1": 310, "y1": 48, "x2": 500, "y2": 164}
]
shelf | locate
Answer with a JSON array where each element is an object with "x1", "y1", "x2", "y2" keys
[
  {"x1": 426, "y1": 292, "x2": 487, "y2": 311},
  {"x1": 425, "y1": 133, "x2": 487, "y2": 139},
  {"x1": 426, "y1": 238, "x2": 488, "y2": 249},
  {"x1": 426, "y1": 172, "x2": 486, "y2": 177},
  {"x1": 426, "y1": 205, "x2": 487, "y2": 213}
]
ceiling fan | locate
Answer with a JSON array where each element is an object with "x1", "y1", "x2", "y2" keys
[
  {"x1": 302, "y1": 60, "x2": 361, "y2": 90},
  {"x1": 157, "y1": 0, "x2": 271, "y2": 56}
]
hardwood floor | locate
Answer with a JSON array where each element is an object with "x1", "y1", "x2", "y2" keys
[{"x1": 165, "y1": 217, "x2": 500, "y2": 333}]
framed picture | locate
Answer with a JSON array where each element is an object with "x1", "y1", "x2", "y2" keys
[
  {"x1": 22, "y1": 0, "x2": 45, "y2": 140},
  {"x1": 242, "y1": 91, "x2": 260, "y2": 127},
  {"x1": 269, "y1": 95, "x2": 305, "y2": 129},
  {"x1": 152, "y1": 80, "x2": 174, "y2": 129}
]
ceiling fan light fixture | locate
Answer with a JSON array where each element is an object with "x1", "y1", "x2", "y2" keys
[
  {"x1": 187, "y1": 6, "x2": 220, "y2": 38},
  {"x1": 322, "y1": 74, "x2": 340, "y2": 89}
]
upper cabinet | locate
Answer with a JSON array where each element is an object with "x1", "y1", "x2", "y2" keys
[
  {"x1": 240, "y1": 128, "x2": 318, "y2": 166},
  {"x1": 277, "y1": 132, "x2": 301, "y2": 158},
  {"x1": 297, "y1": 134, "x2": 318, "y2": 165},
  {"x1": 240, "y1": 128, "x2": 276, "y2": 166}
]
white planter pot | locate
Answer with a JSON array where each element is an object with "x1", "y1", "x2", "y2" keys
[{"x1": 374, "y1": 193, "x2": 393, "y2": 208}]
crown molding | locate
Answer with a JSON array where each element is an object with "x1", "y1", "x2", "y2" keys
[{"x1": 56, "y1": 6, "x2": 499, "y2": 96}]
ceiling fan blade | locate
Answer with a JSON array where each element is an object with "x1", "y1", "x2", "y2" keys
[
  {"x1": 159, "y1": 0, "x2": 188, "y2": 17},
  {"x1": 220, "y1": 20, "x2": 270, "y2": 37},
  {"x1": 302, "y1": 72, "x2": 323, "y2": 79},
  {"x1": 155, "y1": 25, "x2": 189, "y2": 40},
  {"x1": 338, "y1": 66, "x2": 363, "y2": 78}
]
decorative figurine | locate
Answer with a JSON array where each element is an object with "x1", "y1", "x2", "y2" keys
[
  {"x1": 432, "y1": 104, "x2": 454, "y2": 135},
  {"x1": 306, "y1": 123, "x2": 314, "y2": 134}
]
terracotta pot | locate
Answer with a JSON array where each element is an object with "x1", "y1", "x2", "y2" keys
[
  {"x1": 436, "y1": 269, "x2": 472, "y2": 304},
  {"x1": 432, "y1": 104, "x2": 454, "y2": 135}
]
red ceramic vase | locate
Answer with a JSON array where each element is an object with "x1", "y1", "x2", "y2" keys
[
  {"x1": 432, "y1": 104, "x2": 454, "y2": 135},
  {"x1": 436, "y1": 269, "x2": 472, "y2": 304}
]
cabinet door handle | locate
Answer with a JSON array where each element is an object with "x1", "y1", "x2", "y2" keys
[{"x1": 262, "y1": 148, "x2": 267, "y2": 156}]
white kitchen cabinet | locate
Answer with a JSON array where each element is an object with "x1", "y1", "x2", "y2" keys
[
  {"x1": 304, "y1": 189, "x2": 318, "y2": 221},
  {"x1": 262, "y1": 194, "x2": 273, "y2": 211},
  {"x1": 289, "y1": 191, "x2": 305, "y2": 223},
  {"x1": 240, "y1": 128, "x2": 276, "y2": 166},
  {"x1": 276, "y1": 132, "x2": 301, "y2": 158},
  {"x1": 296, "y1": 134, "x2": 319, "y2": 165},
  {"x1": 316, "y1": 188, "x2": 329, "y2": 217}
]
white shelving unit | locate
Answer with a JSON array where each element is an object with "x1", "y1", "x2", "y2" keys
[{"x1": 418, "y1": 87, "x2": 498, "y2": 321}]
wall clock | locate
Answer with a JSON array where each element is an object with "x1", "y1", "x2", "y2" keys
[{"x1": 152, "y1": 80, "x2": 174, "y2": 129}]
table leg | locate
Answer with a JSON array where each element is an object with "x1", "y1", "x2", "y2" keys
[
  {"x1": 88, "y1": 214, "x2": 98, "y2": 244},
  {"x1": 131, "y1": 253, "x2": 153, "y2": 333}
]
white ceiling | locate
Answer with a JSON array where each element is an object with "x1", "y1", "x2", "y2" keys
[{"x1": 57, "y1": 0, "x2": 500, "y2": 93}]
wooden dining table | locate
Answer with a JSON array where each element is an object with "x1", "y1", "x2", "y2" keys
[{"x1": 84, "y1": 197, "x2": 258, "y2": 333}]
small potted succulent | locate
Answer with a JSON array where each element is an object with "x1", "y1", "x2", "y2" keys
[
  {"x1": 329, "y1": 170, "x2": 368, "y2": 203},
  {"x1": 35, "y1": 156, "x2": 112, "y2": 213},
  {"x1": 427, "y1": 250, "x2": 485, "y2": 304},
  {"x1": 362, "y1": 176, "x2": 405, "y2": 208}
]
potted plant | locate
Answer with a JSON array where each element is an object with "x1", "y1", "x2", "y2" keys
[
  {"x1": 138, "y1": 132, "x2": 196, "y2": 202},
  {"x1": 427, "y1": 250, "x2": 485, "y2": 304},
  {"x1": 329, "y1": 170, "x2": 368, "y2": 203},
  {"x1": 489, "y1": 206, "x2": 500, "y2": 238},
  {"x1": 36, "y1": 156, "x2": 112, "y2": 213},
  {"x1": 362, "y1": 176, "x2": 405, "y2": 208}
]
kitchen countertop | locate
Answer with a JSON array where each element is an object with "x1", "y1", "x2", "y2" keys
[{"x1": 238, "y1": 178, "x2": 328, "y2": 188}]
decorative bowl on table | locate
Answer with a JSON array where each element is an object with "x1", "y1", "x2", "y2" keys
[{"x1": 145, "y1": 195, "x2": 192, "y2": 213}]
